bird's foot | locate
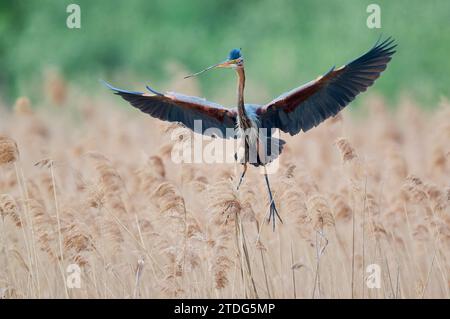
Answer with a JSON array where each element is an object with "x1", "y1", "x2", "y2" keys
[
  {"x1": 267, "y1": 200, "x2": 283, "y2": 231},
  {"x1": 235, "y1": 163, "x2": 247, "y2": 191}
]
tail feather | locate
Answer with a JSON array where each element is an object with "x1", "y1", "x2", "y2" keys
[{"x1": 254, "y1": 136, "x2": 286, "y2": 167}]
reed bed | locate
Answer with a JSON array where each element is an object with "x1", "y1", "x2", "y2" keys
[{"x1": 0, "y1": 77, "x2": 449, "y2": 298}]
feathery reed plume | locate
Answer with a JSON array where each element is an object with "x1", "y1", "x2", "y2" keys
[
  {"x1": 24, "y1": 115, "x2": 49, "y2": 140},
  {"x1": 207, "y1": 181, "x2": 240, "y2": 289},
  {"x1": 402, "y1": 175, "x2": 428, "y2": 204},
  {"x1": 78, "y1": 158, "x2": 123, "y2": 256},
  {"x1": 34, "y1": 158, "x2": 54, "y2": 169},
  {"x1": 1, "y1": 78, "x2": 450, "y2": 299},
  {"x1": 160, "y1": 245, "x2": 185, "y2": 297},
  {"x1": 189, "y1": 175, "x2": 209, "y2": 193},
  {"x1": 209, "y1": 181, "x2": 241, "y2": 225},
  {"x1": 87, "y1": 152, "x2": 128, "y2": 219},
  {"x1": 336, "y1": 138, "x2": 357, "y2": 163},
  {"x1": 294, "y1": 167, "x2": 319, "y2": 197},
  {"x1": 0, "y1": 136, "x2": 19, "y2": 165},
  {"x1": 162, "y1": 122, "x2": 187, "y2": 135},
  {"x1": 87, "y1": 152, "x2": 125, "y2": 195},
  {"x1": 14, "y1": 97, "x2": 33, "y2": 115},
  {"x1": 307, "y1": 194, "x2": 333, "y2": 298},
  {"x1": 26, "y1": 180, "x2": 43, "y2": 202},
  {"x1": 327, "y1": 112, "x2": 343, "y2": 126},
  {"x1": 153, "y1": 182, "x2": 186, "y2": 218},
  {"x1": 331, "y1": 192, "x2": 352, "y2": 223},
  {"x1": 307, "y1": 194, "x2": 335, "y2": 231},
  {"x1": 35, "y1": 159, "x2": 57, "y2": 197},
  {"x1": 158, "y1": 143, "x2": 175, "y2": 160},
  {"x1": 9, "y1": 248, "x2": 30, "y2": 273},
  {"x1": 284, "y1": 163, "x2": 296, "y2": 179},
  {"x1": 136, "y1": 154, "x2": 169, "y2": 201},
  {"x1": 430, "y1": 147, "x2": 447, "y2": 174},
  {"x1": 0, "y1": 167, "x2": 17, "y2": 191},
  {"x1": 62, "y1": 221, "x2": 94, "y2": 267},
  {"x1": 28, "y1": 198, "x2": 57, "y2": 260},
  {"x1": 148, "y1": 155, "x2": 166, "y2": 179},
  {"x1": 186, "y1": 215, "x2": 203, "y2": 241},
  {"x1": 413, "y1": 224, "x2": 430, "y2": 242},
  {"x1": 282, "y1": 188, "x2": 308, "y2": 225},
  {"x1": 86, "y1": 182, "x2": 106, "y2": 209},
  {"x1": 151, "y1": 181, "x2": 187, "y2": 296},
  {"x1": 44, "y1": 68, "x2": 67, "y2": 105},
  {"x1": 386, "y1": 144, "x2": 408, "y2": 180},
  {"x1": 0, "y1": 194, "x2": 21, "y2": 227}
]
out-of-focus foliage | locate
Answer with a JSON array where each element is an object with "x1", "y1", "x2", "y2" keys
[{"x1": 0, "y1": 0, "x2": 449, "y2": 106}]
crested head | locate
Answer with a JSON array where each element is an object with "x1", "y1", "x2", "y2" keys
[
  {"x1": 228, "y1": 48, "x2": 242, "y2": 60},
  {"x1": 183, "y1": 47, "x2": 244, "y2": 79}
]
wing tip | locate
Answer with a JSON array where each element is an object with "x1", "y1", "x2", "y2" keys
[
  {"x1": 101, "y1": 80, "x2": 144, "y2": 95},
  {"x1": 145, "y1": 84, "x2": 164, "y2": 96},
  {"x1": 374, "y1": 36, "x2": 397, "y2": 55},
  {"x1": 100, "y1": 79, "x2": 116, "y2": 91}
]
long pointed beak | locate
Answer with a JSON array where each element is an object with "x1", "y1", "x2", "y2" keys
[{"x1": 184, "y1": 60, "x2": 234, "y2": 79}]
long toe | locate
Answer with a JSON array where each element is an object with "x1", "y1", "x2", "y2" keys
[
  {"x1": 274, "y1": 204, "x2": 283, "y2": 224},
  {"x1": 267, "y1": 202, "x2": 282, "y2": 231}
]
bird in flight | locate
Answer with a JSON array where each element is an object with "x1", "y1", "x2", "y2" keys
[{"x1": 104, "y1": 37, "x2": 396, "y2": 230}]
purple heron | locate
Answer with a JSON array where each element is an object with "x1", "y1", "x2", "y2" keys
[{"x1": 104, "y1": 37, "x2": 396, "y2": 230}]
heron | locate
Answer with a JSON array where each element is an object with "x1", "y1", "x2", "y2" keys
[{"x1": 104, "y1": 37, "x2": 396, "y2": 230}]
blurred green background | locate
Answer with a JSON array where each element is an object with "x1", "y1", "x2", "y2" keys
[{"x1": 0, "y1": 0, "x2": 449, "y2": 107}]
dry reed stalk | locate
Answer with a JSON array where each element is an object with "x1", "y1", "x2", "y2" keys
[
  {"x1": 255, "y1": 231, "x2": 271, "y2": 298},
  {"x1": 307, "y1": 194, "x2": 334, "y2": 298},
  {"x1": 234, "y1": 212, "x2": 258, "y2": 298},
  {"x1": 28, "y1": 198, "x2": 56, "y2": 260},
  {"x1": 207, "y1": 181, "x2": 240, "y2": 291},
  {"x1": 150, "y1": 180, "x2": 188, "y2": 296},
  {"x1": 3, "y1": 139, "x2": 45, "y2": 296},
  {"x1": 34, "y1": 159, "x2": 65, "y2": 265},
  {"x1": 335, "y1": 137, "x2": 360, "y2": 298},
  {"x1": 160, "y1": 246, "x2": 184, "y2": 297},
  {"x1": 290, "y1": 242, "x2": 296, "y2": 299},
  {"x1": 86, "y1": 152, "x2": 128, "y2": 251},
  {"x1": 1, "y1": 85, "x2": 450, "y2": 298}
]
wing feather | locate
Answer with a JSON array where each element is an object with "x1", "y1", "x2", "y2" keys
[
  {"x1": 104, "y1": 82, "x2": 237, "y2": 138},
  {"x1": 257, "y1": 37, "x2": 396, "y2": 135}
]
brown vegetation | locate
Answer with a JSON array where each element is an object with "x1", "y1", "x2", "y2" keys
[{"x1": 0, "y1": 84, "x2": 449, "y2": 298}]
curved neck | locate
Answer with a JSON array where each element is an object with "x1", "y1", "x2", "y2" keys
[{"x1": 236, "y1": 67, "x2": 247, "y2": 121}]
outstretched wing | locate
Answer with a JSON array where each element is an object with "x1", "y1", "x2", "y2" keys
[
  {"x1": 257, "y1": 37, "x2": 396, "y2": 135},
  {"x1": 104, "y1": 82, "x2": 237, "y2": 138}
]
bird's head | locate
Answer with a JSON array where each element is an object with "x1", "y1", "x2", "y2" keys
[
  {"x1": 184, "y1": 48, "x2": 244, "y2": 79},
  {"x1": 223, "y1": 48, "x2": 244, "y2": 68}
]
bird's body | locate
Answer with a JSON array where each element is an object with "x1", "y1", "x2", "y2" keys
[
  {"x1": 105, "y1": 37, "x2": 396, "y2": 229},
  {"x1": 233, "y1": 66, "x2": 285, "y2": 168}
]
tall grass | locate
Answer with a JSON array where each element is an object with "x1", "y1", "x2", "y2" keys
[{"x1": 0, "y1": 76, "x2": 449, "y2": 299}]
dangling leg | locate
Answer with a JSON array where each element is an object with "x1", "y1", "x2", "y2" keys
[
  {"x1": 263, "y1": 166, "x2": 282, "y2": 231},
  {"x1": 236, "y1": 163, "x2": 247, "y2": 190}
]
